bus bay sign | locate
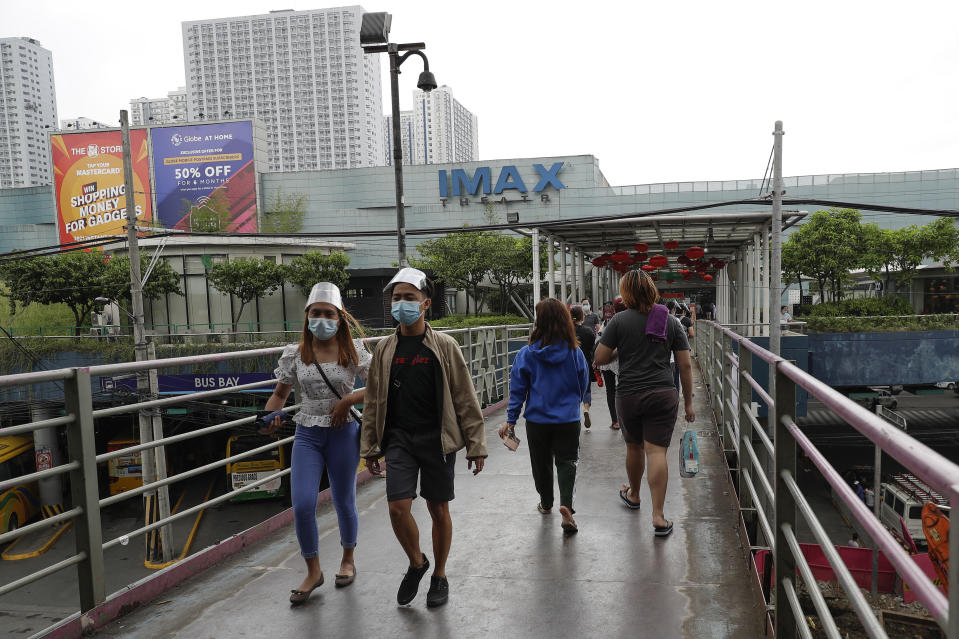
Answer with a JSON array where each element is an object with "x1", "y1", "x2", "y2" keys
[{"x1": 438, "y1": 162, "x2": 565, "y2": 198}]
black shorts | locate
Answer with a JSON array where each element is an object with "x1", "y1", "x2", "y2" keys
[
  {"x1": 615, "y1": 387, "x2": 679, "y2": 448},
  {"x1": 384, "y1": 430, "x2": 456, "y2": 503}
]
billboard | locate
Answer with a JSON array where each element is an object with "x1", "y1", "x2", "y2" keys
[
  {"x1": 51, "y1": 130, "x2": 153, "y2": 245},
  {"x1": 151, "y1": 121, "x2": 258, "y2": 232}
]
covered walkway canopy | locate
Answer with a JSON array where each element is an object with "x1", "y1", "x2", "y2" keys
[{"x1": 525, "y1": 209, "x2": 807, "y2": 335}]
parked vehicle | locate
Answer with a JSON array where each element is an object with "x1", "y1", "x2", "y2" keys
[
  {"x1": 225, "y1": 433, "x2": 286, "y2": 501},
  {"x1": 880, "y1": 474, "x2": 949, "y2": 548},
  {"x1": 0, "y1": 436, "x2": 40, "y2": 535},
  {"x1": 871, "y1": 389, "x2": 898, "y2": 410},
  {"x1": 935, "y1": 381, "x2": 957, "y2": 390}
]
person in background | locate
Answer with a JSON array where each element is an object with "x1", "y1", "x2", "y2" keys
[
  {"x1": 598, "y1": 297, "x2": 628, "y2": 430},
  {"x1": 571, "y1": 305, "x2": 596, "y2": 429},
  {"x1": 854, "y1": 480, "x2": 866, "y2": 503},
  {"x1": 665, "y1": 300, "x2": 681, "y2": 391},
  {"x1": 262, "y1": 282, "x2": 371, "y2": 604},
  {"x1": 680, "y1": 304, "x2": 695, "y2": 340},
  {"x1": 594, "y1": 270, "x2": 695, "y2": 537},
  {"x1": 847, "y1": 532, "x2": 861, "y2": 548},
  {"x1": 781, "y1": 305, "x2": 792, "y2": 327},
  {"x1": 360, "y1": 267, "x2": 488, "y2": 609},
  {"x1": 500, "y1": 298, "x2": 590, "y2": 535},
  {"x1": 864, "y1": 486, "x2": 875, "y2": 509},
  {"x1": 581, "y1": 298, "x2": 601, "y2": 335}
]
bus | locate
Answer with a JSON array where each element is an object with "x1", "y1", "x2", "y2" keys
[
  {"x1": 225, "y1": 433, "x2": 286, "y2": 501},
  {"x1": 0, "y1": 436, "x2": 40, "y2": 535}
]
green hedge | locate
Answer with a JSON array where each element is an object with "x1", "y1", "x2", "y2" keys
[
  {"x1": 429, "y1": 314, "x2": 529, "y2": 329},
  {"x1": 802, "y1": 314, "x2": 959, "y2": 333},
  {"x1": 795, "y1": 297, "x2": 913, "y2": 318}
]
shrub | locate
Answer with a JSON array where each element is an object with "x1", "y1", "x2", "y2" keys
[{"x1": 796, "y1": 297, "x2": 913, "y2": 318}]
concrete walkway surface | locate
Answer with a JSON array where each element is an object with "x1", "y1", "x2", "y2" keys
[{"x1": 99, "y1": 370, "x2": 764, "y2": 639}]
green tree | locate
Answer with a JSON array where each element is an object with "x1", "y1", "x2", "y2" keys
[
  {"x1": 785, "y1": 209, "x2": 865, "y2": 302},
  {"x1": 781, "y1": 239, "x2": 805, "y2": 300},
  {"x1": 862, "y1": 218, "x2": 959, "y2": 293},
  {"x1": 261, "y1": 188, "x2": 306, "y2": 233},
  {"x1": 183, "y1": 190, "x2": 232, "y2": 232},
  {"x1": 412, "y1": 231, "x2": 495, "y2": 316},
  {"x1": 0, "y1": 251, "x2": 182, "y2": 335},
  {"x1": 207, "y1": 257, "x2": 286, "y2": 334},
  {"x1": 284, "y1": 251, "x2": 350, "y2": 295}
]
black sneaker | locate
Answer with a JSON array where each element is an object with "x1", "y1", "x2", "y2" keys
[
  {"x1": 426, "y1": 575, "x2": 449, "y2": 608},
  {"x1": 397, "y1": 554, "x2": 430, "y2": 605}
]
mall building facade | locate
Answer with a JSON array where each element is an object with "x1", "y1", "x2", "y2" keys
[{"x1": 2, "y1": 155, "x2": 959, "y2": 330}]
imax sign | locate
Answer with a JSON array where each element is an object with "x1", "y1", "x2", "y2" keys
[{"x1": 438, "y1": 162, "x2": 565, "y2": 198}]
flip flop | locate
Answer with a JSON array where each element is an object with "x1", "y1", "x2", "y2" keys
[
  {"x1": 584, "y1": 411, "x2": 591, "y2": 429},
  {"x1": 654, "y1": 521, "x2": 674, "y2": 537},
  {"x1": 537, "y1": 503, "x2": 552, "y2": 515},
  {"x1": 610, "y1": 422, "x2": 620, "y2": 430},
  {"x1": 334, "y1": 566, "x2": 356, "y2": 588},
  {"x1": 619, "y1": 487, "x2": 641, "y2": 510},
  {"x1": 290, "y1": 573, "x2": 324, "y2": 605},
  {"x1": 559, "y1": 506, "x2": 578, "y2": 535}
]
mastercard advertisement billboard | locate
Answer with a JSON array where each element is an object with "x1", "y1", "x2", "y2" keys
[{"x1": 51, "y1": 130, "x2": 153, "y2": 245}]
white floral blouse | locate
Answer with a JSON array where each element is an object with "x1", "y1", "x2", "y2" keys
[{"x1": 273, "y1": 339, "x2": 372, "y2": 428}]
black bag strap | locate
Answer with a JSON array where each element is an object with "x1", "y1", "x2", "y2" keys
[{"x1": 313, "y1": 362, "x2": 362, "y2": 423}]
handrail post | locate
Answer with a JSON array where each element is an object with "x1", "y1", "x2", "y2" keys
[
  {"x1": 64, "y1": 367, "x2": 106, "y2": 612},
  {"x1": 773, "y1": 360, "x2": 797, "y2": 638},
  {"x1": 738, "y1": 342, "x2": 754, "y2": 517},
  {"x1": 720, "y1": 334, "x2": 733, "y2": 450}
]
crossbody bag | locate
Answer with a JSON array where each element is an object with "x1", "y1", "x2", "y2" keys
[{"x1": 313, "y1": 362, "x2": 363, "y2": 424}]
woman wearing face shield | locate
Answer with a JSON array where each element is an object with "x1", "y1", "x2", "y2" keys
[{"x1": 260, "y1": 282, "x2": 372, "y2": 604}]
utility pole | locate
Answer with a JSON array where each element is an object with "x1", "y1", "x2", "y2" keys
[
  {"x1": 531, "y1": 229, "x2": 541, "y2": 315},
  {"x1": 769, "y1": 120, "x2": 784, "y2": 360},
  {"x1": 120, "y1": 110, "x2": 172, "y2": 562},
  {"x1": 388, "y1": 45, "x2": 408, "y2": 267}
]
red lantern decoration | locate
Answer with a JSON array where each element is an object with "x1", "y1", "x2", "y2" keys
[
  {"x1": 610, "y1": 251, "x2": 631, "y2": 263},
  {"x1": 641, "y1": 264, "x2": 656, "y2": 272},
  {"x1": 682, "y1": 273, "x2": 692, "y2": 281},
  {"x1": 714, "y1": 260, "x2": 726, "y2": 269},
  {"x1": 634, "y1": 242, "x2": 649, "y2": 252},
  {"x1": 686, "y1": 246, "x2": 705, "y2": 260},
  {"x1": 649, "y1": 254, "x2": 668, "y2": 268},
  {"x1": 632, "y1": 252, "x2": 648, "y2": 262},
  {"x1": 664, "y1": 240, "x2": 679, "y2": 250},
  {"x1": 677, "y1": 255, "x2": 691, "y2": 265},
  {"x1": 613, "y1": 263, "x2": 629, "y2": 273},
  {"x1": 591, "y1": 257, "x2": 606, "y2": 267},
  {"x1": 704, "y1": 274, "x2": 714, "y2": 282}
]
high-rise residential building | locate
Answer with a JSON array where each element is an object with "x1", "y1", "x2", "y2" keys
[
  {"x1": 59, "y1": 116, "x2": 104, "y2": 130},
  {"x1": 383, "y1": 111, "x2": 413, "y2": 167},
  {"x1": 130, "y1": 87, "x2": 187, "y2": 125},
  {"x1": 384, "y1": 86, "x2": 478, "y2": 166},
  {"x1": 182, "y1": 7, "x2": 384, "y2": 172},
  {"x1": 0, "y1": 37, "x2": 57, "y2": 188}
]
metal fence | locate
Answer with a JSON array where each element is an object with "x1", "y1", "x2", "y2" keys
[
  {"x1": 0, "y1": 323, "x2": 531, "y2": 622},
  {"x1": 696, "y1": 320, "x2": 959, "y2": 637}
]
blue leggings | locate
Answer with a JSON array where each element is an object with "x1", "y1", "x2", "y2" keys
[{"x1": 290, "y1": 422, "x2": 360, "y2": 557}]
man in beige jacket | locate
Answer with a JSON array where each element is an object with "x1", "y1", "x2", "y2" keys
[{"x1": 361, "y1": 267, "x2": 487, "y2": 608}]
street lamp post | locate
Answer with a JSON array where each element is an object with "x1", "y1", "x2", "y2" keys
[{"x1": 361, "y1": 12, "x2": 437, "y2": 268}]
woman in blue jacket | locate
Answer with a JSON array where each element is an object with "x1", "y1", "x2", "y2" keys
[{"x1": 499, "y1": 298, "x2": 590, "y2": 534}]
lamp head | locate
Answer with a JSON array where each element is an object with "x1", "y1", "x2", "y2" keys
[
  {"x1": 360, "y1": 12, "x2": 392, "y2": 45},
  {"x1": 417, "y1": 70, "x2": 437, "y2": 92}
]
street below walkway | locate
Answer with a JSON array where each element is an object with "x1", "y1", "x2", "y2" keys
[{"x1": 92, "y1": 371, "x2": 764, "y2": 638}]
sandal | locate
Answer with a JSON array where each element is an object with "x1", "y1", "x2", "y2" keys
[
  {"x1": 290, "y1": 573, "x2": 324, "y2": 605},
  {"x1": 654, "y1": 521, "x2": 674, "y2": 537},
  {"x1": 537, "y1": 503, "x2": 552, "y2": 515},
  {"x1": 619, "y1": 486, "x2": 641, "y2": 510},
  {"x1": 334, "y1": 565, "x2": 356, "y2": 588},
  {"x1": 559, "y1": 506, "x2": 578, "y2": 535},
  {"x1": 610, "y1": 422, "x2": 620, "y2": 430},
  {"x1": 584, "y1": 411, "x2": 591, "y2": 429}
]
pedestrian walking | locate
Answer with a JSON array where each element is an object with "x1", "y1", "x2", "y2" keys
[
  {"x1": 665, "y1": 300, "x2": 681, "y2": 391},
  {"x1": 848, "y1": 532, "x2": 861, "y2": 548},
  {"x1": 571, "y1": 305, "x2": 596, "y2": 429},
  {"x1": 597, "y1": 297, "x2": 627, "y2": 430},
  {"x1": 261, "y1": 282, "x2": 371, "y2": 604},
  {"x1": 865, "y1": 486, "x2": 875, "y2": 509},
  {"x1": 500, "y1": 297, "x2": 590, "y2": 535},
  {"x1": 360, "y1": 267, "x2": 488, "y2": 608},
  {"x1": 594, "y1": 270, "x2": 695, "y2": 537},
  {"x1": 580, "y1": 298, "x2": 601, "y2": 335}
]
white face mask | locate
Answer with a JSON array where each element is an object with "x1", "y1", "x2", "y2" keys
[{"x1": 582, "y1": 304, "x2": 591, "y2": 313}]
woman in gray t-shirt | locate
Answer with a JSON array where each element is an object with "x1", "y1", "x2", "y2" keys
[{"x1": 594, "y1": 270, "x2": 695, "y2": 537}]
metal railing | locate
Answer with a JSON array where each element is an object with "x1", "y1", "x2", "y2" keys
[
  {"x1": 696, "y1": 320, "x2": 959, "y2": 637},
  {"x1": 0, "y1": 322, "x2": 531, "y2": 624}
]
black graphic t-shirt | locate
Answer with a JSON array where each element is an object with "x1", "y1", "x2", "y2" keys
[{"x1": 385, "y1": 332, "x2": 440, "y2": 435}]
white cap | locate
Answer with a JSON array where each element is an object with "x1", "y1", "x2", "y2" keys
[
  {"x1": 304, "y1": 282, "x2": 343, "y2": 311},
  {"x1": 384, "y1": 267, "x2": 428, "y2": 293}
]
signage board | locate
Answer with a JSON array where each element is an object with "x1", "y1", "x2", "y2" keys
[{"x1": 101, "y1": 373, "x2": 277, "y2": 394}]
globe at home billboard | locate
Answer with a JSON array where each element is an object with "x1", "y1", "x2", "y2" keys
[{"x1": 151, "y1": 121, "x2": 258, "y2": 232}]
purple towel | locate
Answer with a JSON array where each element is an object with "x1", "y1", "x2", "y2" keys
[{"x1": 646, "y1": 304, "x2": 669, "y2": 342}]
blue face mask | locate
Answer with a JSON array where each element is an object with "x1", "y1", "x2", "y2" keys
[
  {"x1": 308, "y1": 317, "x2": 339, "y2": 341},
  {"x1": 391, "y1": 300, "x2": 423, "y2": 326}
]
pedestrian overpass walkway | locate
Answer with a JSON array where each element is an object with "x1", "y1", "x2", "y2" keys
[{"x1": 95, "y1": 374, "x2": 764, "y2": 639}]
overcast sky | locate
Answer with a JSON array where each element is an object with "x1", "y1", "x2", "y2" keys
[{"x1": 4, "y1": 0, "x2": 958, "y2": 186}]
